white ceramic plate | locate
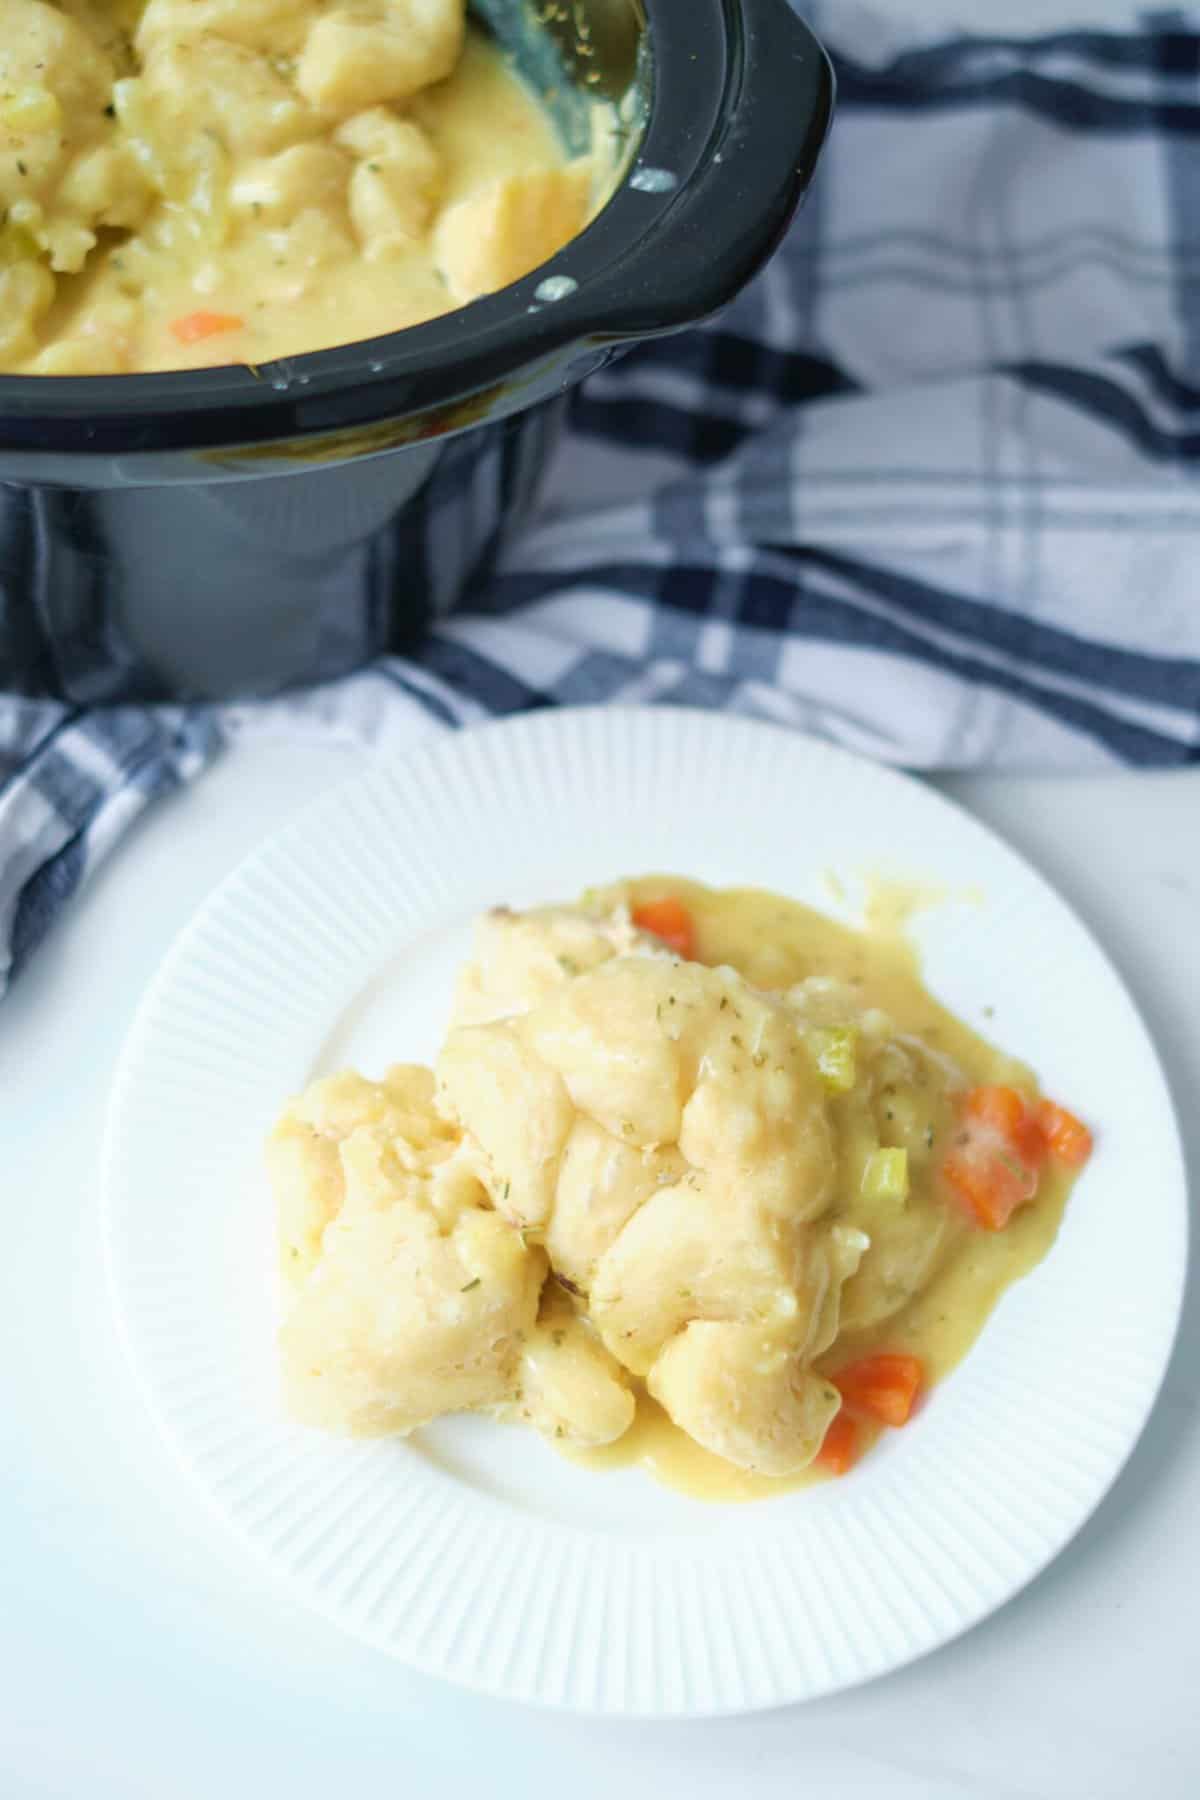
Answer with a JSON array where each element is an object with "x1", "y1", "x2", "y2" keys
[{"x1": 103, "y1": 707, "x2": 1187, "y2": 1717}]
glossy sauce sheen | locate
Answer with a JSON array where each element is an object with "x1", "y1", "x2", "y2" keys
[{"x1": 571, "y1": 877, "x2": 1076, "y2": 1503}]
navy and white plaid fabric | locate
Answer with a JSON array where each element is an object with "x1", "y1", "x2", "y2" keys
[{"x1": 4, "y1": 3, "x2": 1200, "y2": 994}]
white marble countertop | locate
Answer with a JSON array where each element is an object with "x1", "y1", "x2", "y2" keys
[{"x1": 2, "y1": 736, "x2": 1197, "y2": 1800}]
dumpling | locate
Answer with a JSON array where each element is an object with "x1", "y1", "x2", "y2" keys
[
  {"x1": 448, "y1": 902, "x2": 630, "y2": 1029},
  {"x1": 648, "y1": 1322, "x2": 843, "y2": 1478},
  {"x1": 547, "y1": 1117, "x2": 685, "y2": 1291},
  {"x1": 436, "y1": 1021, "x2": 575, "y2": 1229},
  {"x1": 506, "y1": 1292, "x2": 635, "y2": 1450},
  {"x1": 297, "y1": 0, "x2": 465, "y2": 115},
  {"x1": 278, "y1": 1119, "x2": 546, "y2": 1436},
  {"x1": 433, "y1": 162, "x2": 591, "y2": 302},
  {"x1": 269, "y1": 1064, "x2": 457, "y2": 1282}
]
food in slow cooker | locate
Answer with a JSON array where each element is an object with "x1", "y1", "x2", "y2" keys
[
  {"x1": 268, "y1": 878, "x2": 1094, "y2": 1499},
  {"x1": 0, "y1": 0, "x2": 607, "y2": 373}
]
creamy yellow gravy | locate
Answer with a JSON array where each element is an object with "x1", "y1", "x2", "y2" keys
[
  {"x1": 569, "y1": 876, "x2": 1076, "y2": 1503},
  {"x1": 1, "y1": 4, "x2": 600, "y2": 373}
]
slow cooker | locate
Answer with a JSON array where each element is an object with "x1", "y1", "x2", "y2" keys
[{"x1": 0, "y1": 0, "x2": 833, "y2": 701}]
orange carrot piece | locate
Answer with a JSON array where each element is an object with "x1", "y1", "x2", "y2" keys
[
  {"x1": 834, "y1": 1353, "x2": 924, "y2": 1427},
  {"x1": 964, "y1": 1084, "x2": 1024, "y2": 1135},
  {"x1": 170, "y1": 310, "x2": 245, "y2": 345},
  {"x1": 946, "y1": 1084, "x2": 1047, "y2": 1230},
  {"x1": 943, "y1": 1144, "x2": 1035, "y2": 1231},
  {"x1": 964, "y1": 1085, "x2": 1046, "y2": 1165},
  {"x1": 815, "y1": 1411, "x2": 859, "y2": 1476},
  {"x1": 1037, "y1": 1100, "x2": 1094, "y2": 1169},
  {"x1": 632, "y1": 897, "x2": 696, "y2": 959}
]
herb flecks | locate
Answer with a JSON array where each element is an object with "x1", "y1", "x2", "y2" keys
[{"x1": 460, "y1": 1277, "x2": 481, "y2": 1292}]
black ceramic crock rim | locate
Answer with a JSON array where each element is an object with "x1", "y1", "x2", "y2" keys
[{"x1": 0, "y1": 0, "x2": 833, "y2": 457}]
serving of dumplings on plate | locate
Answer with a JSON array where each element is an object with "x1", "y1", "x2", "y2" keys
[
  {"x1": 271, "y1": 877, "x2": 1095, "y2": 1499},
  {"x1": 103, "y1": 710, "x2": 1183, "y2": 1711}
]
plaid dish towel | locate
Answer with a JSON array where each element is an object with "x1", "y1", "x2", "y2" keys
[{"x1": 3, "y1": 3, "x2": 1200, "y2": 994}]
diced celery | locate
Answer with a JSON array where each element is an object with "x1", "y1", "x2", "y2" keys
[
  {"x1": 809, "y1": 1027, "x2": 858, "y2": 1094},
  {"x1": 862, "y1": 1147, "x2": 910, "y2": 1204}
]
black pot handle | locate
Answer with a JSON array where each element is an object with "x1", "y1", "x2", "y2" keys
[{"x1": 571, "y1": 0, "x2": 835, "y2": 342}]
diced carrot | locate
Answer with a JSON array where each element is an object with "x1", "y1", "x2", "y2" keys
[
  {"x1": 964, "y1": 1085, "x2": 1046, "y2": 1166},
  {"x1": 1037, "y1": 1100, "x2": 1093, "y2": 1169},
  {"x1": 943, "y1": 1144, "x2": 1035, "y2": 1231},
  {"x1": 945, "y1": 1085, "x2": 1046, "y2": 1230},
  {"x1": 964, "y1": 1084, "x2": 1024, "y2": 1135},
  {"x1": 815, "y1": 1411, "x2": 858, "y2": 1476},
  {"x1": 632, "y1": 897, "x2": 696, "y2": 959},
  {"x1": 834, "y1": 1353, "x2": 923, "y2": 1427},
  {"x1": 170, "y1": 310, "x2": 245, "y2": 345}
]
